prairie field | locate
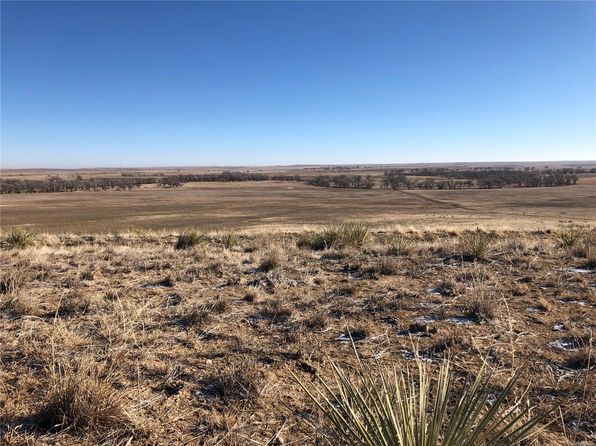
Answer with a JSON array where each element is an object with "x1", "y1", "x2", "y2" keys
[
  {"x1": 1, "y1": 176, "x2": 595, "y2": 445},
  {"x1": 1, "y1": 223, "x2": 595, "y2": 445}
]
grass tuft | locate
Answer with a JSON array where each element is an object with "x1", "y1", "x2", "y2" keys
[
  {"x1": 204, "y1": 358, "x2": 264, "y2": 405},
  {"x1": 37, "y1": 362, "x2": 130, "y2": 433},
  {"x1": 258, "y1": 247, "x2": 283, "y2": 272}
]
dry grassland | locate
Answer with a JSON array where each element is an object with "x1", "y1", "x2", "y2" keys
[{"x1": 1, "y1": 225, "x2": 595, "y2": 445}]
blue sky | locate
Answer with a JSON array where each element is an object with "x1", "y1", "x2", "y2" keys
[{"x1": 1, "y1": 1, "x2": 595, "y2": 168}]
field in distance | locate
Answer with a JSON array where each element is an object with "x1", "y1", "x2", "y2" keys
[{"x1": 1, "y1": 179, "x2": 596, "y2": 233}]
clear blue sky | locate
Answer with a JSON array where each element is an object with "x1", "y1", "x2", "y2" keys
[{"x1": 1, "y1": 1, "x2": 595, "y2": 168}]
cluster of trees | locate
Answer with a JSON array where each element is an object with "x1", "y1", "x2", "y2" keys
[
  {"x1": 306, "y1": 175, "x2": 375, "y2": 189},
  {"x1": 0, "y1": 172, "x2": 303, "y2": 194},
  {"x1": 419, "y1": 169, "x2": 579, "y2": 189}
]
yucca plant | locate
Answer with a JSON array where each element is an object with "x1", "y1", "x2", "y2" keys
[
  {"x1": 339, "y1": 222, "x2": 370, "y2": 248},
  {"x1": 388, "y1": 234, "x2": 417, "y2": 256},
  {"x1": 459, "y1": 229, "x2": 495, "y2": 261},
  {"x1": 3, "y1": 228, "x2": 36, "y2": 249},
  {"x1": 175, "y1": 229, "x2": 208, "y2": 250},
  {"x1": 557, "y1": 224, "x2": 586, "y2": 249},
  {"x1": 220, "y1": 230, "x2": 239, "y2": 249},
  {"x1": 310, "y1": 222, "x2": 370, "y2": 250},
  {"x1": 296, "y1": 356, "x2": 548, "y2": 446}
]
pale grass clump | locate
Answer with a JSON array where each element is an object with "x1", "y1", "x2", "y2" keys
[
  {"x1": 296, "y1": 355, "x2": 548, "y2": 446},
  {"x1": 204, "y1": 358, "x2": 265, "y2": 406},
  {"x1": 37, "y1": 359, "x2": 131, "y2": 433},
  {"x1": 0, "y1": 269, "x2": 21, "y2": 295},
  {"x1": 388, "y1": 234, "x2": 417, "y2": 256},
  {"x1": 175, "y1": 229, "x2": 208, "y2": 250},
  {"x1": 3, "y1": 227, "x2": 36, "y2": 249},
  {"x1": 258, "y1": 246, "x2": 283, "y2": 272},
  {"x1": 458, "y1": 228, "x2": 496, "y2": 260}
]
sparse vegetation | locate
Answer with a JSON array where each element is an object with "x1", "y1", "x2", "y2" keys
[
  {"x1": 175, "y1": 229, "x2": 208, "y2": 249},
  {"x1": 0, "y1": 227, "x2": 593, "y2": 445}
]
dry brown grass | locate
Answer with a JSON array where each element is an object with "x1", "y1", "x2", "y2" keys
[{"x1": 0, "y1": 227, "x2": 594, "y2": 445}]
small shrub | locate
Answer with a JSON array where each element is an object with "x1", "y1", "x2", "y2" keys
[
  {"x1": 3, "y1": 228, "x2": 36, "y2": 249},
  {"x1": 220, "y1": 230, "x2": 239, "y2": 249},
  {"x1": 388, "y1": 234, "x2": 417, "y2": 256},
  {"x1": 175, "y1": 229, "x2": 207, "y2": 250},
  {"x1": 557, "y1": 224, "x2": 587, "y2": 249},
  {"x1": 458, "y1": 228, "x2": 495, "y2": 260}
]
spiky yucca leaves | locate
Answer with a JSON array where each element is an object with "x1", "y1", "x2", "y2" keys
[
  {"x1": 557, "y1": 224, "x2": 587, "y2": 249},
  {"x1": 388, "y1": 234, "x2": 417, "y2": 256},
  {"x1": 220, "y1": 230, "x2": 239, "y2": 249},
  {"x1": 459, "y1": 229, "x2": 495, "y2": 261},
  {"x1": 175, "y1": 229, "x2": 208, "y2": 250},
  {"x1": 309, "y1": 222, "x2": 370, "y2": 250},
  {"x1": 3, "y1": 228, "x2": 36, "y2": 249},
  {"x1": 296, "y1": 357, "x2": 548, "y2": 446}
]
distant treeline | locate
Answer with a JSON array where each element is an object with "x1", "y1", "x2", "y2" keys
[
  {"x1": 0, "y1": 167, "x2": 588, "y2": 194},
  {"x1": 0, "y1": 172, "x2": 302, "y2": 194},
  {"x1": 307, "y1": 168, "x2": 581, "y2": 191}
]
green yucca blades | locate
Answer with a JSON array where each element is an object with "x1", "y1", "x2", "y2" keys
[{"x1": 295, "y1": 356, "x2": 549, "y2": 446}]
